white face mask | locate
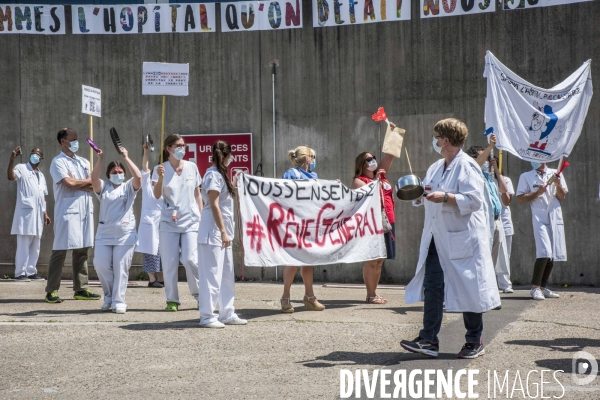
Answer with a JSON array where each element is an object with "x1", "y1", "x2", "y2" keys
[
  {"x1": 68, "y1": 140, "x2": 79, "y2": 153},
  {"x1": 173, "y1": 147, "x2": 186, "y2": 160},
  {"x1": 224, "y1": 158, "x2": 231, "y2": 167},
  {"x1": 109, "y1": 173, "x2": 124, "y2": 185},
  {"x1": 367, "y1": 160, "x2": 378, "y2": 172},
  {"x1": 432, "y1": 137, "x2": 443, "y2": 154}
]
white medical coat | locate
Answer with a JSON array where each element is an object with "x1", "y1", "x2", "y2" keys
[
  {"x1": 198, "y1": 167, "x2": 235, "y2": 246},
  {"x1": 49, "y1": 152, "x2": 94, "y2": 250},
  {"x1": 405, "y1": 150, "x2": 501, "y2": 313},
  {"x1": 136, "y1": 170, "x2": 162, "y2": 255},
  {"x1": 94, "y1": 179, "x2": 139, "y2": 246},
  {"x1": 11, "y1": 163, "x2": 48, "y2": 238},
  {"x1": 516, "y1": 168, "x2": 568, "y2": 261}
]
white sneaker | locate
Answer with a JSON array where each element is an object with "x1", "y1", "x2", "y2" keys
[
  {"x1": 531, "y1": 288, "x2": 545, "y2": 300},
  {"x1": 223, "y1": 317, "x2": 247, "y2": 326},
  {"x1": 542, "y1": 288, "x2": 560, "y2": 298},
  {"x1": 502, "y1": 288, "x2": 514, "y2": 294},
  {"x1": 101, "y1": 303, "x2": 112, "y2": 311},
  {"x1": 114, "y1": 305, "x2": 127, "y2": 314},
  {"x1": 200, "y1": 321, "x2": 225, "y2": 329}
]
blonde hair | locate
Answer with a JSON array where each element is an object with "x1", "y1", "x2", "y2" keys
[
  {"x1": 434, "y1": 118, "x2": 469, "y2": 147},
  {"x1": 287, "y1": 146, "x2": 315, "y2": 167}
]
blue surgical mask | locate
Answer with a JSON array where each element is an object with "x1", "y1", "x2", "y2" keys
[
  {"x1": 531, "y1": 162, "x2": 541, "y2": 170},
  {"x1": 173, "y1": 148, "x2": 186, "y2": 160},
  {"x1": 30, "y1": 154, "x2": 41, "y2": 164},
  {"x1": 109, "y1": 173, "x2": 125, "y2": 185},
  {"x1": 432, "y1": 137, "x2": 443, "y2": 154},
  {"x1": 69, "y1": 140, "x2": 79, "y2": 153},
  {"x1": 309, "y1": 160, "x2": 316, "y2": 172}
]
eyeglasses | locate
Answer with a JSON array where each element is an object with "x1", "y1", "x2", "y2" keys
[
  {"x1": 365, "y1": 156, "x2": 376, "y2": 162},
  {"x1": 171, "y1": 143, "x2": 186, "y2": 149}
]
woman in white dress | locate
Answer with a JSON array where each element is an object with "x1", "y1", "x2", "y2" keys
[
  {"x1": 138, "y1": 141, "x2": 163, "y2": 288},
  {"x1": 91, "y1": 146, "x2": 141, "y2": 314},
  {"x1": 153, "y1": 134, "x2": 202, "y2": 312},
  {"x1": 197, "y1": 140, "x2": 246, "y2": 328}
]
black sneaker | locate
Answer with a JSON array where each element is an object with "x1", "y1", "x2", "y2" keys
[
  {"x1": 400, "y1": 337, "x2": 439, "y2": 357},
  {"x1": 148, "y1": 281, "x2": 164, "y2": 288},
  {"x1": 27, "y1": 274, "x2": 45, "y2": 281},
  {"x1": 73, "y1": 290, "x2": 101, "y2": 300},
  {"x1": 45, "y1": 291, "x2": 63, "y2": 303},
  {"x1": 14, "y1": 275, "x2": 31, "y2": 282},
  {"x1": 458, "y1": 342, "x2": 485, "y2": 359}
]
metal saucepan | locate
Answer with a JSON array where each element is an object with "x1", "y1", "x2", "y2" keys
[
  {"x1": 145, "y1": 135, "x2": 155, "y2": 152},
  {"x1": 396, "y1": 175, "x2": 424, "y2": 201}
]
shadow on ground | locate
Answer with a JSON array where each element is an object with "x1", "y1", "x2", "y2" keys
[{"x1": 506, "y1": 338, "x2": 600, "y2": 353}]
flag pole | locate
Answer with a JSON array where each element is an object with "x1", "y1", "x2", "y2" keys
[{"x1": 89, "y1": 115, "x2": 93, "y2": 171}]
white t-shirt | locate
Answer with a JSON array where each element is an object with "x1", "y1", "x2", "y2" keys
[
  {"x1": 198, "y1": 167, "x2": 235, "y2": 246},
  {"x1": 95, "y1": 179, "x2": 139, "y2": 246},
  {"x1": 152, "y1": 161, "x2": 202, "y2": 233}
]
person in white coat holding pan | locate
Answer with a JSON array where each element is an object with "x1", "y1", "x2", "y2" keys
[
  {"x1": 137, "y1": 141, "x2": 164, "y2": 288},
  {"x1": 153, "y1": 134, "x2": 201, "y2": 312},
  {"x1": 8, "y1": 146, "x2": 51, "y2": 282},
  {"x1": 517, "y1": 162, "x2": 567, "y2": 301},
  {"x1": 197, "y1": 140, "x2": 247, "y2": 328},
  {"x1": 91, "y1": 146, "x2": 141, "y2": 314},
  {"x1": 401, "y1": 118, "x2": 500, "y2": 360}
]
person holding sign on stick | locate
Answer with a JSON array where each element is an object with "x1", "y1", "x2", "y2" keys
[
  {"x1": 351, "y1": 123, "x2": 399, "y2": 305},
  {"x1": 153, "y1": 134, "x2": 202, "y2": 312},
  {"x1": 91, "y1": 146, "x2": 141, "y2": 314},
  {"x1": 197, "y1": 140, "x2": 247, "y2": 328},
  {"x1": 279, "y1": 146, "x2": 325, "y2": 313}
]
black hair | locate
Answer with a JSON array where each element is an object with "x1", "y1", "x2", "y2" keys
[
  {"x1": 465, "y1": 145, "x2": 485, "y2": 159},
  {"x1": 57, "y1": 128, "x2": 69, "y2": 144},
  {"x1": 106, "y1": 161, "x2": 127, "y2": 180},
  {"x1": 212, "y1": 140, "x2": 235, "y2": 198}
]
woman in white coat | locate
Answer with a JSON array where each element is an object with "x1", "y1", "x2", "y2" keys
[
  {"x1": 198, "y1": 140, "x2": 246, "y2": 328},
  {"x1": 400, "y1": 118, "x2": 500, "y2": 359},
  {"x1": 138, "y1": 141, "x2": 164, "y2": 288},
  {"x1": 91, "y1": 146, "x2": 141, "y2": 314},
  {"x1": 516, "y1": 162, "x2": 567, "y2": 301},
  {"x1": 153, "y1": 134, "x2": 202, "y2": 312}
]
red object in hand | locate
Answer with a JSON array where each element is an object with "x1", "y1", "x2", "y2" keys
[
  {"x1": 557, "y1": 160, "x2": 570, "y2": 176},
  {"x1": 371, "y1": 107, "x2": 387, "y2": 122}
]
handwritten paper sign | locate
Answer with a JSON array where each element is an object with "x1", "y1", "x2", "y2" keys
[
  {"x1": 81, "y1": 85, "x2": 101, "y2": 117},
  {"x1": 142, "y1": 62, "x2": 189, "y2": 96}
]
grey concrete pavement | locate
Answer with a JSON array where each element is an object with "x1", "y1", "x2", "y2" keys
[{"x1": 1, "y1": 282, "x2": 599, "y2": 399}]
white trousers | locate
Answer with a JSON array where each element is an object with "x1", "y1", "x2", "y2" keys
[
  {"x1": 94, "y1": 244, "x2": 135, "y2": 308},
  {"x1": 492, "y1": 219, "x2": 512, "y2": 290},
  {"x1": 198, "y1": 244, "x2": 238, "y2": 325},
  {"x1": 159, "y1": 231, "x2": 199, "y2": 304},
  {"x1": 505, "y1": 235, "x2": 513, "y2": 258},
  {"x1": 15, "y1": 235, "x2": 41, "y2": 277}
]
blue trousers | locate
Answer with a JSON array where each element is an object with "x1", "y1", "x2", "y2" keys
[{"x1": 419, "y1": 239, "x2": 483, "y2": 344}]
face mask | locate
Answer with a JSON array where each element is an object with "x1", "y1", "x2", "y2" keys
[
  {"x1": 173, "y1": 147, "x2": 186, "y2": 160},
  {"x1": 482, "y1": 161, "x2": 490, "y2": 172},
  {"x1": 109, "y1": 173, "x2": 125, "y2": 185},
  {"x1": 224, "y1": 158, "x2": 231, "y2": 167},
  {"x1": 309, "y1": 160, "x2": 316, "y2": 172},
  {"x1": 30, "y1": 154, "x2": 41, "y2": 164},
  {"x1": 367, "y1": 160, "x2": 378, "y2": 171},
  {"x1": 531, "y1": 162, "x2": 542, "y2": 170},
  {"x1": 68, "y1": 140, "x2": 79, "y2": 153},
  {"x1": 432, "y1": 137, "x2": 443, "y2": 154}
]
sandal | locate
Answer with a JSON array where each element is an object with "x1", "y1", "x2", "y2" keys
[
  {"x1": 304, "y1": 296, "x2": 325, "y2": 311},
  {"x1": 281, "y1": 298, "x2": 294, "y2": 313},
  {"x1": 366, "y1": 295, "x2": 388, "y2": 304}
]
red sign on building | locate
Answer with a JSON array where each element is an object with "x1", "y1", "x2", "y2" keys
[{"x1": 182, "y1": 133, "x2": 253, "y2": 180}]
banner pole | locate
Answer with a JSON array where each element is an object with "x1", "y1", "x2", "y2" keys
[
  {"x1": 160, "y1": 95, "x2": 166, "y2": 163},
  {"x1": 271, "y1": 62, "x2": 277, "y2": 281},
  {"x1": 498, "y1": 150, "x2": 503, "y2": 174},
  {"x1": 89, "y1": 115, "x2": 93, "y2": 171}
]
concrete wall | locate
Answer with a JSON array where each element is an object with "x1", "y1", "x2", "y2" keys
[{"x1": 0, "y1": 2, "x2": 598, "y2": 285}]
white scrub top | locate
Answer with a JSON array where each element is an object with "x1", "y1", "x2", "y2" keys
[
  {"x1": 405, "y1": 150, "x2": 500, "y2": 313},
  {"x1": 94, "y1": 179, "x2": 139, "y2": 246},
  {"x1": 516, "y1": 167, "x2": 568, "y2": 261},
  {"x1": 136, "y1": 170, "x2": 162, "y2": 255},
  {"x1": 49, "y1": 152, "x2": 94, "y2": 250},
  {"x1": 11, "y1": 163, "x2": 48, "y2": 238},
  {"x1": 198, "y1": 167, "x2": 235, "y2": 246},
  {"x1": 152, "y1": 161, "x2": 201, "y2": 233}
]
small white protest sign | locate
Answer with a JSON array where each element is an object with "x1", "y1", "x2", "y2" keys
[
  {"x1": 82, "y1": 85, "x2": 101, "y2": 117},
  {"x1": 142, "y1": 62, "x2": 189, "y2": 96}
]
